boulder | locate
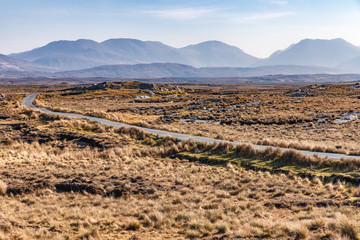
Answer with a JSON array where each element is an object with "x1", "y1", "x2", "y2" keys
[
  {"x1": 291, "y1": 92, "x2": 304, "y2": 97},
  {"x1": 138, "y1": 83, "x2": 157, "y2": 90}
]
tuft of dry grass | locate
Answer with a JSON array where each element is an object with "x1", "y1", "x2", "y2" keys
[
  {"x1": 284, "y1": 223, "x2": 309, "y2": 239},
  {"x1": 0, "y1": 180, "x2": 7, "y2": 196},
  {"x1": 338, "y1": 220, "x2": 360, "y2": 240},
  {"x1": 75, "y1": 228, "x2": 102, "y2": 240},
  {"x1": 126, "y1": 220, "x2": 141, "y2": 231}
]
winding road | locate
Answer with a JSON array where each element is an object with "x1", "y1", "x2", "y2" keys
[{"x1": 22, "y1": 94, "x2": 360, "y2": 160}]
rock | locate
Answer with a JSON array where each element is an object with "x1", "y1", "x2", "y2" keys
[
  {"x1": 133, "y1": 95, "x2": 150, "y2": 99},
  {"x1": 160, "y1": 115, "x2": 171, "y2": 120},
  {"x1": 245, "y1": 101, "x2": 260, "y2": 106},
  {"x1": 0, "y1": 94, "x2": 5, "y2": 98},
  {"x1": 334, "y1": 112, "x2": 360, "y2": 124},
  {"x1": 220, "y1": 120, "x2": 233, "y2": 125},
  {"x1": 138, "y1": 83, "x2": 157, "y2": 90},
  {"x1": 186, "y1": 104, "x2": 199, "y2": 110},
  {"x1": 290, "y1": 92, "x2": 304, "y2": 97},
  {"x1": 349, "y1": 85, "x2": 360, "y2": 91},
  {"x1": 210, "y1": 99, "x2": 221, "y2": 103},
  {"x1": 316, "y1": 117, "x2": 328, "y2": 125}
]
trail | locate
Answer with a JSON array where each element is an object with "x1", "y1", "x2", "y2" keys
[{"x1": 22, "y1": 94, "x2": 360, "y2": 160}]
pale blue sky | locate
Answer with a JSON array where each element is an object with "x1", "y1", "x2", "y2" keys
[{"x1": 1, "y1": 0, "x2": 360, "y2": 57}]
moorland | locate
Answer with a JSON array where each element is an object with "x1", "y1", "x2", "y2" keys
[
  {"x1": 1, "y1": 82, "x2": 360, "y2": 239},
  {"x1": 37, "y1": 81, "x2": 360, "y2": 156}
]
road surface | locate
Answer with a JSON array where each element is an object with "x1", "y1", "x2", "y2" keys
[{"x1": 22, "y1": 94, "x2": 360, "y2": 160}]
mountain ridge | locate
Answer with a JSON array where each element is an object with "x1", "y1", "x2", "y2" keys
[
  {"x1": 256, "y1": 38, "x2": 360, "y2": 68},
  {"x1": 3, "y1": 38, "x2": 360, "y2": 77},
  {"x1": 10, "y1": 38, "x2": 259, "y2": 70},
  {"x1": 0, "y1": 54, "x2": 57, "y2": 72}
]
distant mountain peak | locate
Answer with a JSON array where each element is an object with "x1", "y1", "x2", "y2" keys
[
  {"x1": 257, "y1": 38, "x2": 360, "y2": 68},
  {"x1": 179, "y1": 40, "x2": 258, "y2": 67},
  {"x1": 183, "y1": 40, "x2": 240, "y2": 49},
  {"x1": 101, "y1": 38, "x2": 143, "y2": 44},
  {"x1": 194, "y1": 40, "x2": 228, "y2": 45}
]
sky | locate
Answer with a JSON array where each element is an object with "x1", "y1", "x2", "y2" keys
[{"x1": 1, "y1": 0, "x2": 360, "y2": 58}]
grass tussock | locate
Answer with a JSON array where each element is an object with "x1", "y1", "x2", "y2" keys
[
  {"x1": 233, "y1": 144, "x2": 360, "y2": 171},
  {"x1": 0, "y1": 180, "x2": 7, "y2": 196},
  {"x1": 257, "y1": 138, "x2": 350, "y2": 155}
]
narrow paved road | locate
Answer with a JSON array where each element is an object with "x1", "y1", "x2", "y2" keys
[{"x1": 22, "y1": 94, "x2": 360, "y2": 160}]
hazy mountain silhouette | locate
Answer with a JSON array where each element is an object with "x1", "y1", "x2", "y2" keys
[
  {"x1": 10, "y1": 39, "x2": 118, "y2": 70},
  {"x1": 179, "y1": 41, "x2": 259, "y2": 67},
  {"x1": 0, "y1": 54, "x2": 56, "y2": 72},
  {"x1": 6, "y1": 37, "x2": 360, "y2": 76},
  {"x1": 102, "y1": 39, "x2": 185, "y2": 63},
  {"x1": 256, "y1": 38, "x2": 360, "y2": 67},
  {"x1": 10, "y1": 38, "x2": 258, "y2": 70},
  {"x1": 337, "y1": 56, "x2": 360, "y2": 73}
]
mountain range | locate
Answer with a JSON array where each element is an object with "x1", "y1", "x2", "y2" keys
[
  {"x1": 1, "y1": 38, "x2": 360, "y2": 79},
  {"x1": 9, "y1": 39, "x2": 259, "y2": 70}
]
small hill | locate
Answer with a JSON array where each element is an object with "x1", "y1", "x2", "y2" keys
[
  {"x1": 54, "y1": 63, "x2": 341, "y2": 78},
  {"x1": 55, "y1": 63, "x2": 201, "y2": 78}
]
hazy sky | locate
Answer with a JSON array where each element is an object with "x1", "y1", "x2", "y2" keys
[{"x1": 1, "y1": 0, "x2": 360, "y2": 58}]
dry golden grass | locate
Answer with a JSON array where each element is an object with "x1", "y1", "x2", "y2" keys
[
  {"x1": 0, "y1": 180, "x2": 7, "y2": 196},
  {"x1": 2, "y1": 138, "x2": 360, "y2": 239},
  {"x1": 0, "y1": 84, "x2": 360, "y2": 239}
]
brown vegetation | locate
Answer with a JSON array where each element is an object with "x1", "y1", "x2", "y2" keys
[
  {"x1": 37, "y1": 81, "x2": 360, "y2": 155},
  {"x1": 0, "y1": 83, "x2": 360, "y2": 239}
]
